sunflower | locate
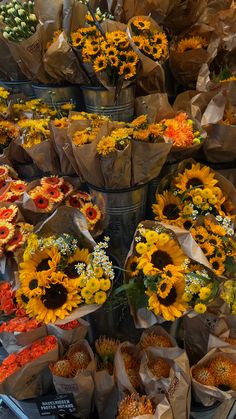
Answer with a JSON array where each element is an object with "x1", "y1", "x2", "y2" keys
[
  {"x1": 147, "y1": 274, "x2": 186, "y2": 321},
  {"x1": 209, "y1": 356, "x2": 235, "y2": 387},
  {"x1": 0, "y1": 221, "x2": 14, "y2": 245},
  {"x1": 43, "y1": 186, "x2": 64, "y2": 203},
  {"x1": 208, "y1": 234, "x2": 223, "y2": 248},
  {"x1": 132, "y1": 17, "x2": 151, "y2": 31},
  {"x1": 108, "y1": 55, "x2": 119, "y2": 67},
  {"x1": 138, "y1": 240, "x2": 186, "y2": 275},
  {"x1": 15, "y1": 288, "x2": 30, "y2": 309},
  {"x1": 81, "y1": 203, "x2": 101, "y2": 225},
  {"x1": 201, "y1": 242, "x2": 215, "y2": 257},
  {"x1": 118, "y1": 63, "x2": 136, "y2": 80},
  {"x1": 182, "y1": 218, "x2": 195, "y2": 230},
  {"x1": 174, "y1": 163, "x2": 218, "y2": 193},
  {"x1": 106, "y1": 46, "x2": 117, "y2": 57},
  {"x1": 153, "y1": 191, "x2": 183, "y2": 225},
  {"x1": 142, "y1": 43, "x2": 153, "y2": 56},
  {"x1": 71, "y1": 31, "x2": 85, "y2": 48},
  {"x1": 0, "y1": 205, "x2": 18, "y2": 222},
  {"x1": 176, "y1": 36, "x2": 208, "y2": 53},
  {"x1": 153, "y1": 32, "x2": 168, "y2": 46},
  {"x1": 93, "y1": 55, "x2": 107, "y2": 73},
  {"x1": 20, "y1": 247, "x2": 61, "y2": 278},
  {"x1": 209, "y1": 257, "x2": 225, "y2": 276},
  {"x1": 191, "y1": 226, "x2": 209, "y2": 243},
  {"x1": 192, "y1": 366, "x2": 216, "y2": 387},
  {"x1": 41, "y1": 176, "x2": 63, "y2": 188},
  {"x1": 63, "y1": 248, "x2": 90, "y2": 279},
  {"x1": 207, "y1": 223, "x2": 226, "y2": 237},
  {"x1": 25, "y1": 272, "x2": 82, "y2": 323},
  {"x1": 132, "y1": 36, "x2": 146, "y2": 49},
  {"x1": 126, "y1": 256, "x2": 140, "y2": 277}
]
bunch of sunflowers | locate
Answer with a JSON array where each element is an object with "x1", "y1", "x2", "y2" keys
[
  {"x1": 130, "y1": 16, "x2": 168, "y2": 63},
  {"x1": 71, "y1": 25, "x2": 140, "y2": 84},
  {"x1": 153, "y1": 162, "x2": 235, "y2": 230},
  {"x1": 0, "y1": 121, "x2": 19, "y2": 153},
  {"x1": 16, "y1": 234, "x2": 114, "y2": 323},
  {"x1": 125, "y1": 222, "x2": 220, "y2": 321},
  {"x1": 175, "y1": 36, "x2": 208, "y2": 54}
]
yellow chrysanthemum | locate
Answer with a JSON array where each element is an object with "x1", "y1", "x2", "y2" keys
[
  {"x1": 86, "y1": 277, "x2": 100, "y2": 294},
  {"x1": 94, "y1": 290, "x2": 107, "y2": 304},
  {"x1": 194, "y1": 303, "x2": 207, "y2": 314},
  {"x1": 130, "y1": 115, "x2": 148, "y2": 128},
  {"x1": 153, "y1": 191, "x2": 184, "y2": 225},
  {"x1": 199, "y1": 287, "x2": 212, "y2": 300},
  {"x1": 174, "y1": 163, "x2": 218, "y2": 193},
  {"x1": 25, "y1": 272, "x2": 82, "y2": 323},
  {"x1": 97, "y1": 136, "x2": 116, "y2": 156}
]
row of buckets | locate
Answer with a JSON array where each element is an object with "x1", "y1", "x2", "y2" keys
[{"x1": 0, "y1": 79, "x2": 135, "y2": 122}]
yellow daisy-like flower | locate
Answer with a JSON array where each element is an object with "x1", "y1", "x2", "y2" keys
[
  {"x1": 63, "y1": 248, "x2": 90, "y2": 280},
  {"x1": 209, "y1": 256, "x2": 225, "y2": 276},
  {"x1": 20, "y1": 247, "x2": 61, "y2": 279},
  {"x1": 133, "y1": 129, "x2": 150, "y2": 141},
  {"x1": 19, "y1": 271, "x2": 46, "y2": 298},
  {"x1": 199, "y1": 287, "x2": 212, "y2": 300},
  {"x1": 176, "y1": 36, "x2": 208, "y2": 53},
  {"x1": 136, "y1": 242, "x2": 148, "y2": 255},
  {"x1": 138, "y1": 239, "x2": 186, "y2": 275},
  {"x1": 174, "y1": 163, "x2": 218, "y2": 193},
  {"x1": 93, "y1": 55, "x2": 107, "y2": 73},
  {"x1": 118, "y1": 63, "x2": 136, "y2": 80},
  {"x1": 86, "y1": 277, "x2": 100, "y2": 294},
  {"x1": 97, "y1": 136, "x2": 116, "y2": 156},
  {"x1": 130, "y1": 115, "x2": 148, "y2": 128},
  {"x1": 147, "y1": 274, "x2": 186, "y2": 321},
  {"x1": 94, "y1": 290, "x2": 107, "y2": 304},
  {"x1": 0, "y1": 221, "x2": 15, "y2": 245},
  {"x1": 153, "y1": 191, "x2": 184, "y2": 225},
  {"x1": 25, "y1": 272, "x2": 82, "y2": 323},
  {"x1": 194, "y1": 302, "x2": 207, "y2": 314},
  {"x1": 145, "y1": 230, "x2": 160, "y2": 245},
  {"x1": 100, "y1": 278, "x2": 111, "y2": 291},
  {"x1": 132, "y1": 17, "x2": 151, "y2": 31},
  {"x1": 81, "y1": 287, "x2": 93, "y2": 300}
]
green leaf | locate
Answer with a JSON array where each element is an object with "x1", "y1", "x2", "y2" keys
[{"x1": 225, "y1": 256, "x2": 236, "y2": 274}]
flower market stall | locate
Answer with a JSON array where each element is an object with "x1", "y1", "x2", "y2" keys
[{"x1": 0, "y1": 0, "x2": 236, "y2": 418}]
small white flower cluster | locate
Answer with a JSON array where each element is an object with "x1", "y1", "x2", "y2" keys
[
  {"x1": 89, "y1": 238, "x2": 115, "y2": 280},
  {"x1": 75, "y1": 262, "x2": 87, "y2": 275},
  {"x1": 37, "y1": 234, "x2": 78, "y2": 256},
  {"x1": 0, "y1": 0, "x2": 37, "y2": 41},
  {"x1": 215, "y1": 215, "x2": 234, "y2": 236}
]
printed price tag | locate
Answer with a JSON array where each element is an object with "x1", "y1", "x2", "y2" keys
[{"x1": 36, "y1": 393, "x2": 77, "y2": 416}]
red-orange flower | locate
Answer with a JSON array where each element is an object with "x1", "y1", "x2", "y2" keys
[
  {"x1": 0, "y1": 166, "x2": 9, "y2": 181},
  {"x1": 66, "y1": 194, "x2": 82, "y2": 208},
  {"x1": 41, "y1": 176, "x2": 63, "y2": 188},
  {"x1": 10, "y1": 181, "x2": 27, "y2": 195},
  {"x1": 0, "y1": 205, "x2": 18, "y2": 222},
  {"x1": 43, "y1": 186, "x2": 64, "y2": 203},
  {"x1": 81, "y1": 203, "x2": 101, "y2": 225},
  {"x1": 33, "y1": 194, "x2": 53, "y2": 212},
  {"x1": 60, "y1": 181, "x2": 73, "y2": 196},
  {"x1": 0, "y1": 221, "x2": 14, "y2": 244},
  {"x1": 58, "y1": 320, "x2": 81, "y2": 330},
  {"x1": 5, "y1": 227, "x2": 24, "y2": 252}
]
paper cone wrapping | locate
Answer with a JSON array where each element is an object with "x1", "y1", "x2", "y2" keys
[
  {"x1": 108, "y1": 0, "x2": 175, "y2": 23},
  {"x1": 47, "y1": 319, "x2": 89, "y2": 348},
  {"x1": 140, "y1": 347, "x2": 191, "y2": 419},
  {"x1": 139, "y1": 325, "x2": 177, "y2": 349},
  {"x1": 0, "y1": 35, "x2": 25, "y2": 80},
  {"x1": 52, "y1": 340, "x2": 95, "y2": 417},
  {"x1": 191, "y1": 347, "x2": 236, "y2": 406},
  {"x1": 94, "y1": 370, "x2": 118, "y2": 419},
  {"x1": 0, "y1": 341, "x2": 59, "y2": 400},
  {"x1": 114, "y1": 341, "x2": 142, "y2": 398},
  {"x1": 0, "y1": 324, "x2": 47, "y2": 354},
  {"x1": 127, "y1": 16, "x2": 165, "y2": 93}
]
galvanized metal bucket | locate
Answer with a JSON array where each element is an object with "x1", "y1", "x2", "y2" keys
[
  {"x1": 32, "y1": 83, "x2": 83, "y2": 110},
  {"x1": 81, "y1": 85, "x2": 135, "y2": 122},
  {"x1": 0, "y1": 80, "x2": 35, "y2": 99},
  {"x1": 146, "y1": 161, "x2": 178, "y2": 219},
  {"x1": 190, "y1": 401, "x2": 222, "y2": 419},
  {"x1": 88, "y1": 183, "x2": 148, "y2": 263}
]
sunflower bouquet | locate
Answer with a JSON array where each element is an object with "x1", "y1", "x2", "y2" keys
[
  {"x1": 16, "y1": 233, "x2": 114, "y2": 324},
  {"x1": 152, "y1": 160, "x2": 236, "y2": 230},
  {"x1": 51, "y1": 339, "x2": 95, "y2": 416},
  {"x1": 124, "y1": 220, "x2": 221, "y2": 325},
  {"x1": 0, "y1": 120, "x2": 19, "y2": 154},
  {"x1": 0, "y1": 335, "x2": 58, "y2": 400},
  {"x1": 190, "y1": 216, "x2": 236, "y2": 278},
  {"x1": 191, "y1": 347, "x2": 236, "y2": 406}
]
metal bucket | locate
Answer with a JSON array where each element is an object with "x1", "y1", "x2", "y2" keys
[
  {"x1": 0, "y1": 80, "x2": 35, "y2": 99},
  {"x1": 146, "y1": 161, "x2": 179, "y2": 219},
  {"x1": 190, "y1": 401, "x2": 222, "y2": 419},
  {"x1": 88, "y1": 183, "x2": 148, "y2": 264},
  {"x1": 32, "y1": 83, "x2": 83, "y2": 110},
  {"x1": 81, "y1": 85, "x2": 135, "y2": 122}
]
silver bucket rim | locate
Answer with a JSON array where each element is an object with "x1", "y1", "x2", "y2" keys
[
  {"x1": 81, "y1": 84, "x2": 134, "y2": 92},
  {"x1": 32, "y1": 83, "x2": 80, "y2": 89},
  {"x1": 0, "y1": 79, "x2": 32, "y2": 85},
  {"x1": 87, "y1": 182, "x2": 149, "y2": 194}
]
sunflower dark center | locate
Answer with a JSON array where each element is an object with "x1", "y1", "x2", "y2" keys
[
  {"x1": 209, "y1": 239, "x2": 217, "y2": 245},
  {"x1": 64, "y1": 262, "x2": 79, "y2": 278},
  {"x1": 29, "y1": 279, "x2": 38, "y2": 290},
  {"x1": 21, "y1": 294, "x2": 29, "y2": 304},
  {"x1": 160, "y1": 283, "x2": 167, "y2": 292},
  {"x1": 37, "y1": 258, "x2": 51, "y2": 272},
  {"x1": 183, "y1": 220, "x2": 193, "y2": 230},
  {"x1": 139, "y1": 22, "x2": 145, "y2": 27},
  {"x1": 165, "y1": 270, "x2": 172, "y2": 277},
  {"x1": 212, "y1": 261, "x2": 219, "y2": 270},
  {"x1": 42, "y1": 283, "x2": 67, "y2": 309},
  {"x1": 130, "y1": 262, "x2": 138, "y2": 272},
  {"x1": 196, "y1": 234, "x2": 204, "y2": 241},
  {"x1": 157, "y1": 287, "x2": 177, "y2": 306},
  {"x1": 186, "y1": 178, "x2": 203, "y2": 188},
  {"x1": 163, "y1": 204, "x2": 180, "y2": 220},
  {"x1": 151, "y1": 250, "x2": 173, "y2": 270}
]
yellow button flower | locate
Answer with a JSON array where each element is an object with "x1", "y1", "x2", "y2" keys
[
  {"x1": 194, "y1": 303, "x2": 207, "y2": 314},
  {"x1": 192, "y1": 195, "x2": 203, "y2": 206},
  {"x1": 136, "y1": 242, "x2": 148, "y2": 255},
  {"x1": 86, "y1": 278, "x2": 100, "y2": 294},
  {"x1": 100, "y1": 278, "x2": 111, "y2": 291},
  {"x1": 94, "y1": 291, "x2": 107, "y2": 304},
  {"x1": 199, "y1": 287, "x2": 211, "y2": 300}
]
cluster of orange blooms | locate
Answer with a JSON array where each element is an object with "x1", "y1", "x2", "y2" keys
[
  {"x1": 0, "y1": 282, "x2": 21, "y2": 316},
  {"x1": 58, "y1": 320, "x2": 81, "y2": 330},
  {"x1": 29, "y1": 176, "x2": 73, "y2": 212},
  {"x1": 193, "y1": 355, "x2": 236, "y2": 390},
  {"x1": 50, "y1": 342, "x2": 91, "y2": 378},
  {"x1": 0, "y1": 316, "x2": 40, "y2": 333},
  {"x1": 0, "y1": 336, "x2": 57, "y2": 384},
  {"x1": 0, "y1": 165, "x2": 27, "y2": 203}
]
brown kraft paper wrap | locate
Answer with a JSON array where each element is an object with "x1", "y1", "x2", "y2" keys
[
  {"x1": 50, "y1": 123, "x2": 77, "y2": 176},
  {"x1": 94, "y1": 370, "x2": 118, "y2": 419},
  {"x1": 127, "y1": 16, "x2": 165, "y2": 93},
  {"x1": 52, "y1": 340, "x2": 95, "y2": 417},
  {"x1": 0, "y1": 341, "x2": 59, "y2": 400},
  {"x1": 108, "y1": 0, "x2": 175, "y2": 23},
  {"x1": 0, "y1": 324, "x2": 47, "y2": 354},
  {"x1": 44, "y1": 31, "x2": 88, "y2": 85},
  {"x1": 125, "y1": 220, "x2": 211, "y2": 329},
  {"x1": 139, "y1": 347, "x2": 191, "y2": 419},
  {"x1": 114, "y1": 341, "x2": 142, "y2": 398},
  {"x1": 208, "y1": 331, "x2": 236, "y2": 352},
  {"x1": 191, "y1": 347, "x2": 236, "y2": 406},
  {"x1": 0, "y1": 35, "x2": 25, "y2": 81},
  {"x1": 46, "y1": 318, "x2": 89, "y2": 347}
]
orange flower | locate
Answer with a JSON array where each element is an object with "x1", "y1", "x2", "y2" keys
[
  {"x1": 0, "y1": 205, "x2": 18, "y2": 221},
  {"x1": 43, "y1": 186, "x2": 64, "y2": 203},
  {"x1": 81, "y1": 203, "x2": 101, "y2": 225},
  {"x1": 32, "y1": 193, "x2": 53, "y2": 212},
  {"x1": 58, "y1": 320, "x2": 81, "y2": 330},
  {"x1": 10, "y1": 180, "x2": 27, "y2": 195},
  {"x1": 41, "y1": 176, "x2": 63, "y2": 188},
  {"x1": 5, "y1": 226, "x2": 25, "y2": 252},
  {"x1": 60, "y1": 181, "x2": 73, "y2": 196}
]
